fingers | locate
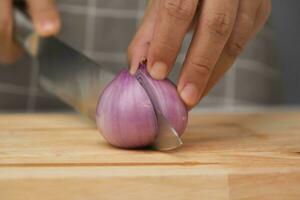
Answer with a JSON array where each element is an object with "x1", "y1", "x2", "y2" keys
[
  {"x1": 250, "y1": 0, "x2": 271, "y2": 38},
  {"x1": 178, "y1": 0, "x2": 239, "y2": 108},
  {"x1": 203, "y1": 0, "x2": 271, "y2": 95},
  {"x1": 0, "y1": 0, "x2": 60, "y2": 64},
  {"x1": 203, "y1": 0, "x2": 259, "y2": 94},
  {"x1": 147, "y1": 0, "x2": 198, "y2": 79},
  {"x1": 0, "y1": 0, "x2": 22, "y2": 64},
  {"x1": 27, "y1": 0, "x2": 61, "y2": 37},
  {"x1": 224, "y1": 0, "x2": 258, "y2": 57},
  {"x1": 127, "y1": 0, "x2": 159, "y2": 74}
]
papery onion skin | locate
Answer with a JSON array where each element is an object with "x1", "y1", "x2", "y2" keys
[
  {"x1": 96, "y1": 70, "x2": 157, "y2": 148},
  {"x1": 96, "y1": 65, "x2": 188, "y2": 149}
]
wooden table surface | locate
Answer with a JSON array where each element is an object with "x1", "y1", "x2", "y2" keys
[{"x1": 0, "y1": 112, "x2": 300, "y2": 200}]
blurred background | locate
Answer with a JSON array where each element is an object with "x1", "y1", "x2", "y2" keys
[{"x1": 0, "y1": 0, "x2": 299, "y2": 112}]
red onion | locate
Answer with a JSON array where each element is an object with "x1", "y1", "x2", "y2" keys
[{"x1": 96, "y1": 63, "x2": 188, "y2": 148}]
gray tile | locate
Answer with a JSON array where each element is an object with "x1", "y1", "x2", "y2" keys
[
  {"x1": 34, "y1": 96, "x2": 69, "y2": 111},
  {"x1": 93, "y1": 60, "x2": 127, "y2": 74},
  {"x1": 94, "y1": 17, "x2": 136, "y2": 52},
  {"x1": 57, "y1": 0, "x2": 87, "y2": 6},
  {"x1": 33, "y1": 86, "x2": 72, "y2": 111},
  {"x1": 197, "y1": 96, "x2": 226, "y2": 107},
  {"x1": 207, "y1": 76, "x2": 226, "y2": 97},
  {"x1": 0, "y1": 54, "x2": 31, "y2": 86},
  {"x1": 240, "y1": 28, "x2": 278, "y2": 69},
  {"x1": 96, "y1": 0, "x2": 139, "y2": 9},
  {"x1": 58, "y1": 12, "x2": 87, "y2": 51},
  {"x1": 0, "y1": 92, "x2": 27, "y2": 111},
  {"x1": 235, "y1": 67, "x2": 282, "y2": 104}
]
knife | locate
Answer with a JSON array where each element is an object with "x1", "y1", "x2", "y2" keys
[
  {"x1": 14, "y1": 9, "x2": 115, "y2": 120},
  {"x1": 14, "y1": 9, "x2": 183, "y2": 150}
]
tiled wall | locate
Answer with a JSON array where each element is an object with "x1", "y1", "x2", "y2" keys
[{"x1": 0, "y1": 0, "x2": 281, "y2": 112}]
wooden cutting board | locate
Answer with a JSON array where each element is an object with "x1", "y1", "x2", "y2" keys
[{"x1": 0, "y1": 111, "x2": 300, "y2": 200}]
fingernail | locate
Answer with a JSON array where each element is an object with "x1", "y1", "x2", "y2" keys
[
  {"x1": 180, "y1": 83, "x2": 199, "y2": 106},
  {"x1": 39, "y1": 19, "x2": 55, "y2": 33},
  {"x1": 149, "y1": 62, "x2": 168, "y2": 80},
  {"x1": 129, "y1": 67, "x2": 136, "y2": 75},
  {"x1": 129, "y1": 56, "x2": 147, "y2": 75}
]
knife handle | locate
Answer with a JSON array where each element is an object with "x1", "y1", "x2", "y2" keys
[{"x1": 14, "y1": 9, "x2": 40, "y2": 57}]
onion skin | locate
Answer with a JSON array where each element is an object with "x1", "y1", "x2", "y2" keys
[
  {"x1": 96, "y1": 70, "x2": 157, "y2": 148},
  {"x1": 96, "y1": 64, "x2": 188, "y2": 149}
]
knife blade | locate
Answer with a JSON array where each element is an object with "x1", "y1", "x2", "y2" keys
[
  {"x1": 136, "y1": 69, "x2": 183, "y2": 150},
  {"x1": 14, "y1": 9, "x2": 183, "y2": 150},
  {"x1": 14, "y1": 10, "x2": 116, "y2": 119}
]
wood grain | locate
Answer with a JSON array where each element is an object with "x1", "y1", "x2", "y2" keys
[{"x1": 0, "y1": 111, "x2": 299, "y2": 199}]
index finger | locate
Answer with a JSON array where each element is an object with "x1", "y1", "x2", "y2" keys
[{"x1": 147, "y1": 0, "x2": 198, "y2": 79}]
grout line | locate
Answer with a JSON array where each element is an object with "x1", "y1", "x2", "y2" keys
[
  {"x1": 191, "y1": 105, "x2": 286, "y2": 113},
  {"x1": 83, "y1": 0, "x2": 97, "y2": 53},
  {"x1": 59, "y1": 4, "x2": 144, "y2": 19},
  {"x1": 224, "y1": 62, "x2": 237, "y2": 109},
  {"x1": 26, "y1": 59, "x2": 40, "y2": 112},
  {"x1": 0, "y1": 82, "x2": 50, "y2": 97},
  {"x1": 236, "y1": 58, "x2": 280, "y2": 79},
  {"x1": 0, "y1": 83, "x2": 30, "y2": 95},
  {"x1": 85, "y1": 51, "x2": 126, "y2": 62},
  {"x1": 201, "y1": 95, "x2": 234, "y2": 105}
]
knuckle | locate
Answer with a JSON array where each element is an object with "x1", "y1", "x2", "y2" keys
[
  {"x1": 239, "y1": 13, "x2": 255, "y2": 29},
  {"x1": 154, "y1": 38, "x2": 179, "y2": 56},
  {"x1": 164, "y1": 0, "x2": 196, "y2": 21},
  {"x1": 226, "y1": 40, "x2": 245, "y2": 56},
  {"x1": 226, "y1": 15, "x2": 253, "y2": 56},
  {"x1": 204, "y1": 12, "x2": 234, "y2": 37},
  {"x1": 189, "y1": 57, "x2": 212, "y2": 77}
]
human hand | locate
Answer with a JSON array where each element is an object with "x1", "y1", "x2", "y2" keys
[
  {"x1": 0, "y1": 0, "x2": 61, "y2": 64},
  {"x1": 128, "y1": 0, "x2": 271, "y2": 108}
]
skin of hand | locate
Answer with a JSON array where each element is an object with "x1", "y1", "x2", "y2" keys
[
  {"x1": 0, "y1": 0, "x2": 61, "y2": 64},
  {"x1": 128, "y1": 0, "x2": 271, "y2": 109}
]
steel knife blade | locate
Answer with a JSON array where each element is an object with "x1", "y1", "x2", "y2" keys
[{"x1": 14, "y1": 10, "x2": 116, "y2": 119}]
